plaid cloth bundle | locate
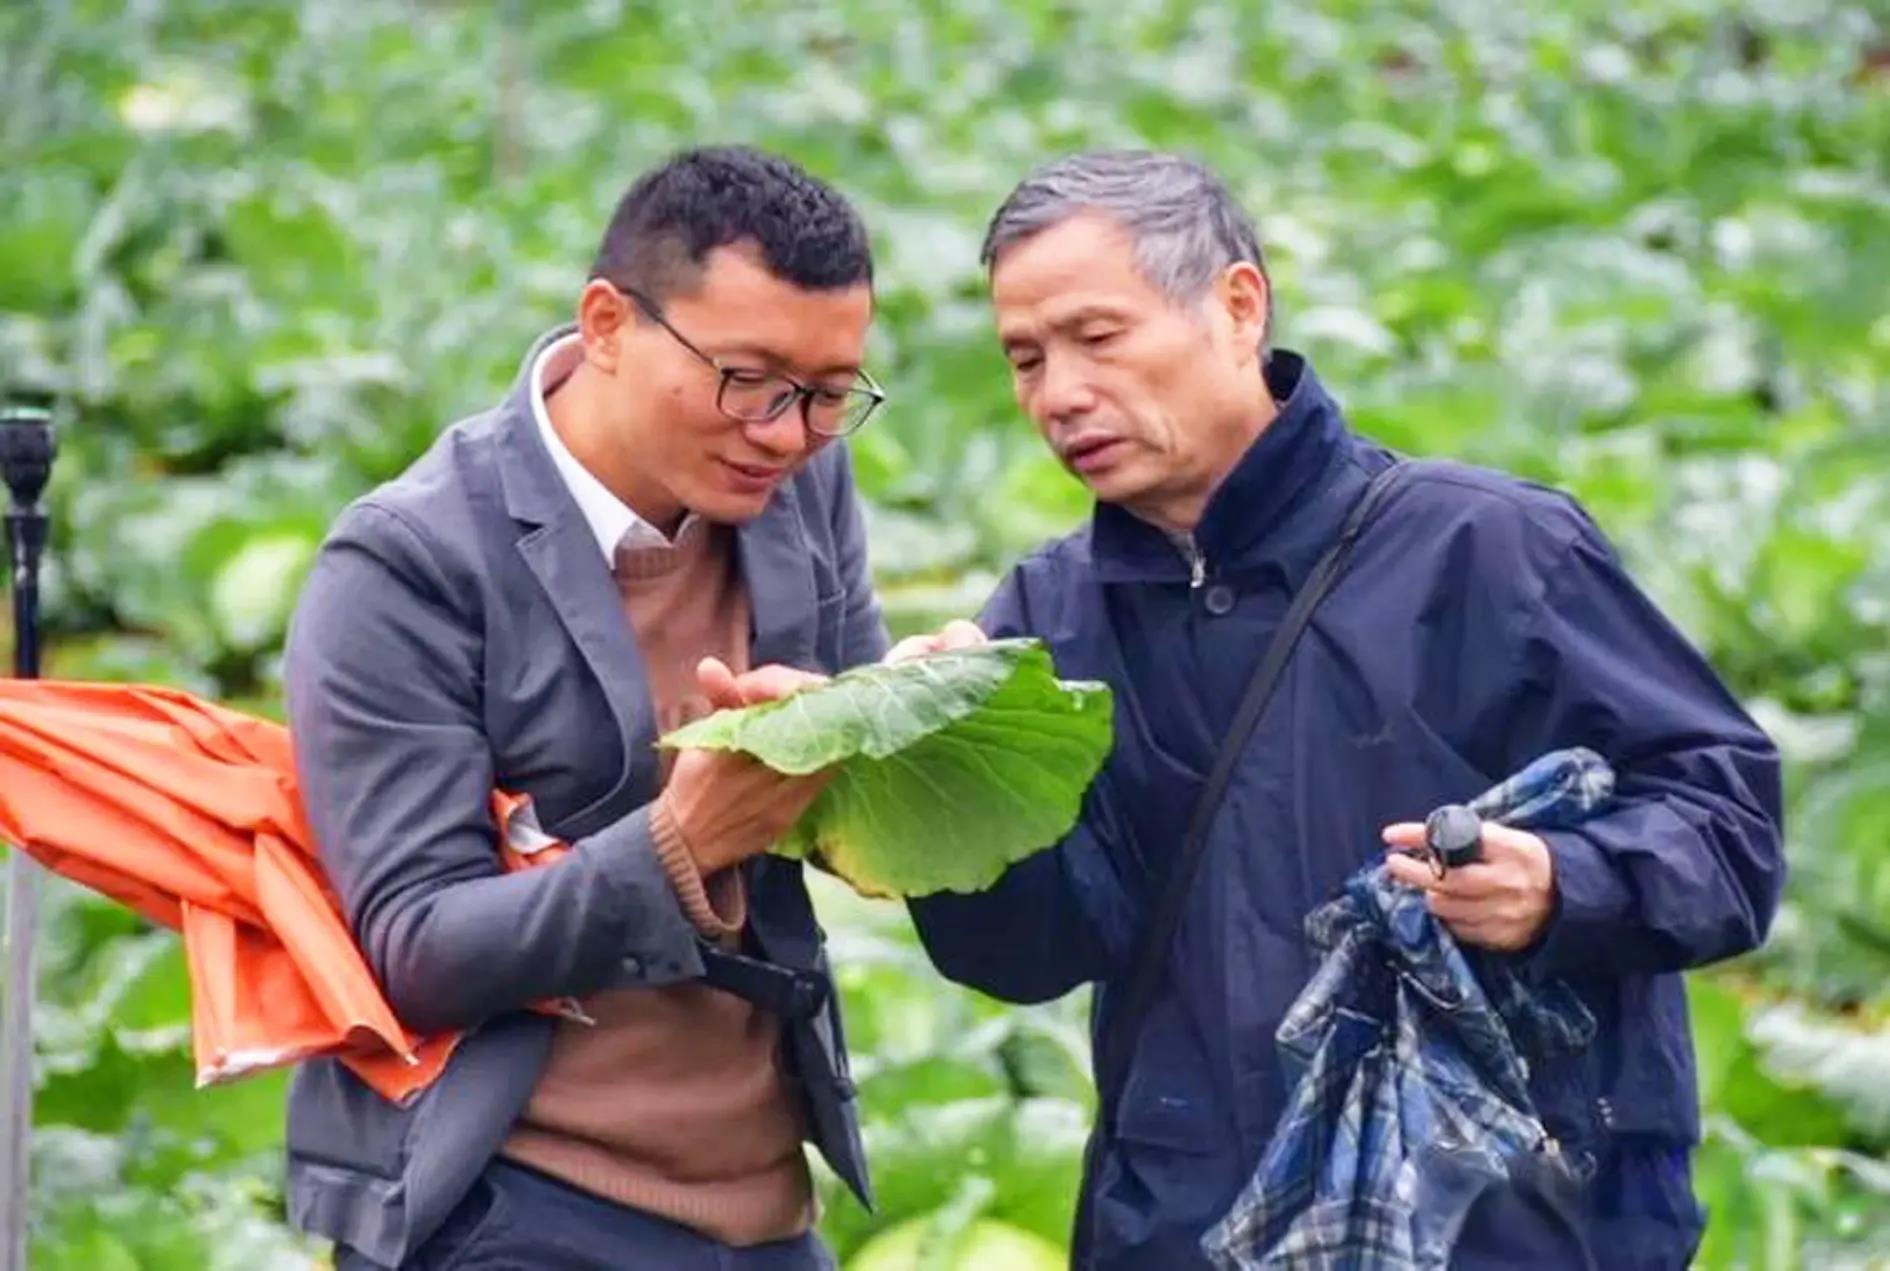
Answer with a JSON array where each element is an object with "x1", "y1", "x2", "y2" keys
[{"x1": 1203, "y1": 749, "x2": 1614, "y2": 1270}]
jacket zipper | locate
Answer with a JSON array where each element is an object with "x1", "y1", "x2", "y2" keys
[{"x1": 1182, "y1": 534, "x2": 1207, "y2": 590}]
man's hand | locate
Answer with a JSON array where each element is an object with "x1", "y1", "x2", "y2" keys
[
  {"x1": 884, "y1": 619, "x2": 988, "y2": 664},
  {"x1": 659, "y1": 657, "x2": 833, "y2": 876},
  {"x1": 694, "y1": 656, "x2": 828, "y2": 706},
  {"x1": 1381, "y1": 821, "x2": 1557, "y2": 952}
]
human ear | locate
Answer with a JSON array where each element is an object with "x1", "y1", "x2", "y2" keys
[
  {"x1": 1217, "y1": 261, "x2": 1270, "y2": 359},
  {"x1": 577, "y1": 279, "x2": 633, "y2": 375}
]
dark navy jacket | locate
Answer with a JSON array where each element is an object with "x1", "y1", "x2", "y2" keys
[{"x1": 909, "y1": 352, "x2": 1783, "y2": 1269}]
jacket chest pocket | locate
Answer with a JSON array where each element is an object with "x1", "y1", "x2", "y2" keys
[{"x1": 487, "y1": 670, "x2": 640, "y2": 835}]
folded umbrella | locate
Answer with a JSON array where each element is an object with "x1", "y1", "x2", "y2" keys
[
  {"x1": 0, "y1": 679, "x2": 573, "y2": 1104},
  {"x1": 1203, "y1": 749, "x2": 1613, "y2": 1271}
]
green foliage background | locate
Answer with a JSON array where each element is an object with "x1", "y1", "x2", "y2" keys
[{"x1": 2, "y1": 0, "x2": 1887, "y2": 1266}]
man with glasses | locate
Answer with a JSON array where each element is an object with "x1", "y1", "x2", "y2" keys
[{"x1": 283, "y1": 147, "x2": 914, "y2": 1269}]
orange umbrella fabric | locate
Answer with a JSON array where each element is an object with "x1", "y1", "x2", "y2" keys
[{"x1": 0, "y1": 679, "x2": 576, "y2": 1104}]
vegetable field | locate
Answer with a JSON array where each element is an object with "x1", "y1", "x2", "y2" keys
[{"x1": 2, "y1": 1, "x2": 1887, "y2": 1266}]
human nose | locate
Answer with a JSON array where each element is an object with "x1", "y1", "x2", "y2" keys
[{"x1": 1033, "y1": 350, "x2": 1098, "y2": 427}]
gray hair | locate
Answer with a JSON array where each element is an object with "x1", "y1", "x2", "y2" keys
[{"x1": 982, "y1": 150, "x2": 1273, "y2": 348}]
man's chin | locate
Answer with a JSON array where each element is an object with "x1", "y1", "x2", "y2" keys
[
  {"x1": 1077, "y1": 469, "x2": 1150, "y2": 508},
  {"x1": 686, "y1": 487, "x2": 778, "y2": 526}
]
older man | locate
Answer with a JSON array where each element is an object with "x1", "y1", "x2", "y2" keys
[{"x1": 909, "y1": 152, "x2": 1783, "y2": 1269}]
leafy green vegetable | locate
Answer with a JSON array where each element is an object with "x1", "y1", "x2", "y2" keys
[{"x1": 661, "y1": 639, "x2": 1113, "y2": 897}]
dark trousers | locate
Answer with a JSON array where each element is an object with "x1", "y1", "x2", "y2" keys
[{"x1": 336, "y1": 1158, "x2": 837, "y2": 1271}]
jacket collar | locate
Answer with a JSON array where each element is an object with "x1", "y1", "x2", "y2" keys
[
  {"x1": 495, "y1": 325, "x2": 584, "y2": 531},
  {"x1": 1088, "y1": 350, "x2": 1357, "y2": 589}
]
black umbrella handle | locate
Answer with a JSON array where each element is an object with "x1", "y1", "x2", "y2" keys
[{"x1": 1424, "y1": 803, "x2": 1485, "y2": 871}]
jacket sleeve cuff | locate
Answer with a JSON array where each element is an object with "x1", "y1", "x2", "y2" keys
[
  {"x1": 651, "y1": 794, "x2": 746, "y2": 938},
  {"x1": 1529, "y1": 827, "x2": 1636, "y2": 974}
]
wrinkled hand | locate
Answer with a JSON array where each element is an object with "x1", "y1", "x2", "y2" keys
[
  {"x1": 884, "y1": 619, "x2": 988, "y2": 664},
  {"x1": 1381, "y1": 821, "x2": 1557, "y2": 952},
  {"x1": 660, "y1": 657, "x2": 833, "y2": 876}
]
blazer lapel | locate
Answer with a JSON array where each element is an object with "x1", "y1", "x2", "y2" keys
[
  {"x1": 737, "y1": 479, "x2": 820, "y2": 671},
  {"x1": 494, "y1": 342, "x2": 659, "y2": 828}
]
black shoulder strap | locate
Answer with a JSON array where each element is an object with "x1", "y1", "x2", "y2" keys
[{"x1": 1093, "y1": 461, "x2": 1412, "y2": 1108}]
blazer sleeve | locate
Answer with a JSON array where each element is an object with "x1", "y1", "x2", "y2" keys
[{"x1": 286, "y1": 502, "x2": 704, "y2": 1036}]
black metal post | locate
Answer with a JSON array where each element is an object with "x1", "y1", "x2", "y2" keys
[{"x1": 0, "y1": 401, "x2": 55, "y2": 1271}]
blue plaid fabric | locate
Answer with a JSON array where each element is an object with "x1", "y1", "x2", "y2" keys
[{"x1": 1202, "y1": 749, "x2": 1614, "y2": 1270}]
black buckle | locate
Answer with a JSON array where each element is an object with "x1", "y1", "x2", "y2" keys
[{"x1": 698, "y1": 945, "x2": 829, "y2": 1020}]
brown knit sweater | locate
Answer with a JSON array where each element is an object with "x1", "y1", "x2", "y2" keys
[{"x1": 499, "y1": 517, "x2": 814, "y2": 1244}]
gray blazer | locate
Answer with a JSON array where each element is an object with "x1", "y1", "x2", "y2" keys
[{"x1": 282, "y1": 327, "x2": 887, "y2": 1265}]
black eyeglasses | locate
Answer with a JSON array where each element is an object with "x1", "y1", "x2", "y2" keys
[{"x1": 618, "y1": 285, "x2": 886, "y2": 438}]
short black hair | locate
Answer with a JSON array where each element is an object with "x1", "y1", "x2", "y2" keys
[{"x1": 590, "y1": 146, "x2": 873, "y2": 302}]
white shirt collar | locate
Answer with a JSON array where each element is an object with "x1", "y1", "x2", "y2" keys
[{"x1": 530, "y1": 332, "x2": 696, "y2": 563}]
